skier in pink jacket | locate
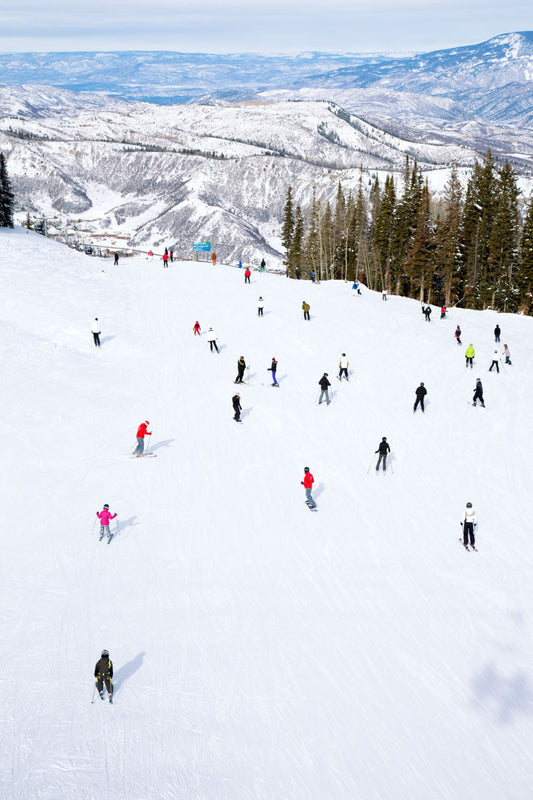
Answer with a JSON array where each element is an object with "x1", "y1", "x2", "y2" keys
[{"x1": 96, "y1": 504, "x2": 117, "y2": 542}]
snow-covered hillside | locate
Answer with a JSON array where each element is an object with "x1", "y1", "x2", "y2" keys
[{"x1": 1, "y1": 226, "x2": 533, "y2": 799}]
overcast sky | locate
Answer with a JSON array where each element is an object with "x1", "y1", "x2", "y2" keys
[{"x1": 1, "y1": 0, "x2": 531, "y2": 54}]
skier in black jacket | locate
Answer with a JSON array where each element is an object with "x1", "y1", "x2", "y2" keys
[
  {"x1": 235, "y1": 357, "x2": 246, "y2": 383},
  {"x1": 413, "y1": 382, "x2": 427, "y2": 413},
  {"x1": 375, "y1": 437, "x2": 391, "y2": 472},
  {"x1": 318, "y1": 373, "x2": 331, "y2": 405},
  {"x1": 472, "y1": 378, "x2": 485, "y2": 407},
  {"x1": 232, "y1": 393, "x2": 242, "y2": 422},
  {"x1": 94, "y1": 650, "x2": 113, "y2": 701}
]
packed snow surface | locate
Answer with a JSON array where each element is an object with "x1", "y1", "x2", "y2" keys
[{"x1": 1, "y1": 227, "x2": 533, "y2": 799}]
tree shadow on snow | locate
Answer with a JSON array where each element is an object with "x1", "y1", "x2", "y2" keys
[
  {"x1": 149, "y1": 438, "x2": 175, "y2": 453},
  {"x1": 113, "y1": 651, "x2": 146, "y2": 697},
  {"x1": 471, "y1": 662, "x2": 533, "y2": 724}
]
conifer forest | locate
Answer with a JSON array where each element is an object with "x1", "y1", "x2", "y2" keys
[{"x1": 282, "y1": 152, "x2": 533, "y2": 314}]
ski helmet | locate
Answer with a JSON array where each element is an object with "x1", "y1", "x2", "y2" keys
[
  {"x1": 145, "y1": 420, "x2": 150, "y2": 425},
  {"x1": 304, "y1": 467, "x2": 310, "y2": 472},
  {"x1": 420, "y1": 382, "x2": 424, "y2": 386},
  {"x1": 101, "y1": 649, "x2": 109, "y2": 657},
  {"x1": 103, "y1": 504, "x2": 109, "y2": 510},
  {"x1": 466, "y1": 502, "x2": 472, "y2": 508},
  {"x1": 342, "y1": 353, "x2": 346, "y2": 357}
]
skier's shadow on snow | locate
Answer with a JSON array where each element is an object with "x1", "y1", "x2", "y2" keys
[
  {"x1": 217, "y1": 344, "x2": 227, "y2": 353},
  {"x1": 150, "y1": 438, "x2": 175, "y2": 453},
  {"x1": 113, "y1": 651, "x2": 146, "y2": 697},
  {"x1": 100, "y1": 335, "x2": 117, "y2": 345},
  {"x1": 117, "y1": 516, "x2": 138, "y2": 534},
  {"x1": 471, "y1": 662, "x2": 533, "y2": 724},
  {"x1": 314, "y1": 482, "x2": 325, "y2": 500}
]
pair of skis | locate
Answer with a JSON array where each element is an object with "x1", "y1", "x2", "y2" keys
[{"x1": 459, "y1": 538, "x2": 478, "y2": 552}]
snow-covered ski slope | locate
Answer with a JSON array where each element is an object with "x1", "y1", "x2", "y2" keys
[{"x1": 1, "y1": 227, "x2": 533, "y2": 800}]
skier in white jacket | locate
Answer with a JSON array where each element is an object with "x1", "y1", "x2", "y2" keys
[
  {"x1": 91, "y1": 318, "x2": 101, "y2": 347},
  {"x1": 462, "y1": 502, "x2": 477, "y2": 548},
  {"x1": 207, "y1": 328, "x2": 218, "y2": 353},
  {"x1": 338, "y1": 353, "x2": 349, "y2": 381}
]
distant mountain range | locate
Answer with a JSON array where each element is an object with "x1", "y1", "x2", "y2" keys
[{"x1": 0, "y1": 32, "x2": 532, "y2": 125}]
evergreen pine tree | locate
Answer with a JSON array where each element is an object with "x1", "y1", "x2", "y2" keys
[
  {"x1": 404, "y1": 181, "x2": 435, "y2": 301},
  {"x1": 0, "y1": 152, "x2": 15, "y2": 228},
  {"x1": 281, "y1": 186, "x2": 294, "y2": 260},
  {"x1": 434, "y1": 163, "x2": 463, "y2": 306},
  {"x1": 487, "y1": 161, "x2": 520, "y2": 310},
  {"x1": 288, "y1": 204, "x2": 304, "y2": 277},
  {"x1": 372, "y1": 175, "x2": 396, "y2": 292},
  {"x1": 516, "y1": 196, "x2": 533, "y2": 314}
]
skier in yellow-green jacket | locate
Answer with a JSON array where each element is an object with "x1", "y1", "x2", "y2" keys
[{"x1": 465, "y1": 344, "x2": 475, "y2": 369}]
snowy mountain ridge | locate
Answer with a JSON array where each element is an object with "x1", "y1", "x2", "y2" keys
[
  {"x1": 2, "y1": 94, "x2": 532, "y2": 265},
  {"x1": 1, "y1": 225, "x2": 533, "y2": 799},
  {"x1": 0, "y1": 32, "x2": 532, "y2": 124}
]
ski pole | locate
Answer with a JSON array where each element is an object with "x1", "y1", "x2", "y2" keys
[
  {"x1": 367, "y1": 454, "x2": 376, "y2": 473},
  {"x1": 91, "y1": 516, "x2": 97, "y2": 535},
  {"x1": 115, "y1": 517, "x2": 120, "y2": 536},
  {"x1": 145, "y1": 432, "x2": 151, "y2": 455},
  {"x1": 91, "y1": 683, "x2": 96, "y2": 703}
]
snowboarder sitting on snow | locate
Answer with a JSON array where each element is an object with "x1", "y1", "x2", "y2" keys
[
  {"x1": 257, "y1": 297, "x2": 264, "y2": 316},
  {"x1": 375, "y1": 437, "x2": 390, "y2": 472},
  {"x1": 489, "y1": 350, "x2": 500, "y2": 373},
  {"x1": 134, "y1": 420, "x2": 151, "y2": 456},
  {"x1": 455, "y1": 326, "x2": 462, "y2": 345},
  {"x1": 465, "y1": 343, "x2": 475, "y2": 368},
  {"x1": 302, "y1": 301, "x2": 310, "y2": 320},
  {"x1": 301, "y1": 467, "x2": 316, "y2": 509},
  {"x1": 96, "y1": 505, "x2": 117, "y2": 542},
  {"x1": 193, "y1": 321, "x2": 201, "y2": 336},
  {"x1": 472, "y1": 378, "x2": 485, "y2": 407},
  {"x1": 232, "y1": 393, "x2": 242, "y2": 422},
  {"x1": 338, "y1": 354, "x2": 349, "y2": 381},
  {"x1": 94, "y1": 650, "x2": 113, "y2": 701},
  {"x1": 413, "y1": 382, "x2": 427, "y2": 413},
  {"x1": 268, "y1": 357, "x2": 278, "y2": 386},
  {"x1": 503, "y1": 345, "x2": 512, "y2": 365},
  {"x1": 318, "y1": 373, "x2": 331, "y2": 405},
  {"x1": 235, "y1": 357, "x2": 246, "y2": 383},
  {"x1": 462, "y1": 502, "x2": 476, "y2": 548}
]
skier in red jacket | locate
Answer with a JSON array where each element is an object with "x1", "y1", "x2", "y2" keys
[
  {"x1": 193, "y1": 321, "x2": 201, "y2": 336},
  {"x1": 301, "y1": 467, "x2": 316, "y2": 509},
  {"x1": 244, "y1": 268, "x2": 251, "y2": 284},
  {"x1": 134, "y1": 421, "x2": 152, "y2": 456}
]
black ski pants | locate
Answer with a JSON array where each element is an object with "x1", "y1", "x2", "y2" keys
[
  {"x1": 376, "y1": 453, "x2": 387, "y2": 471},
  {"x1": 245, "y1": 275, "x2": 250, "y2": 283},
  {"x1": 489, "y1": 360, "x2": 499, "y2": 373},
  {"x1": 303, "y1": 311, "x2": 310, "y2": 320},
  {"x1": 92, "y1": 332, "x2": 101, "y2": 347},
  {"x1": 463, "y1": 522, "x2": 475, "y2": 547},
  {"x1": 339, "y1": 367, "x2": 348, "y2": 380},
  {"x1": 466, "y1": 357, "x2": 473, "y2": 368},
  {"x1": 473, "y1": 390, "x2": 484, "y2": 406},
  {"x1": 96, "y1": 675, "x2": 113, "y2": 695},
  {"x1": 209, "y1": 340, "x2": 218, "y2": 352},
  {"x1": 413, "y1": 397, "x2": 425, "y2": 413},
  {"x1": 258, "y1": 307, "x2": 263, "y2": 316}
]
